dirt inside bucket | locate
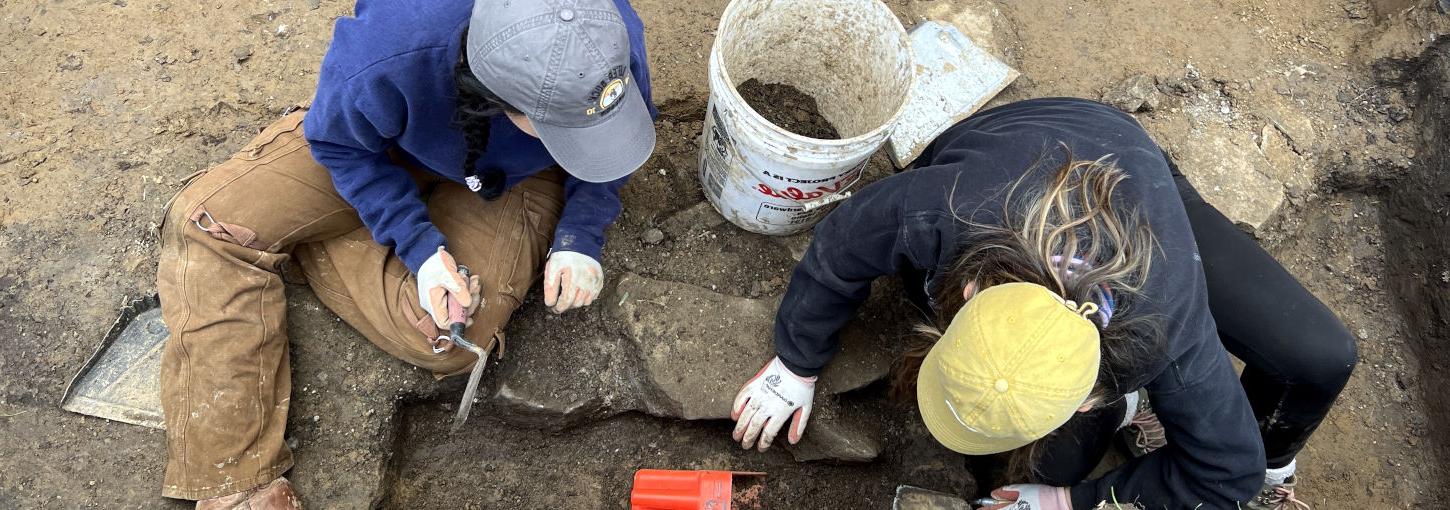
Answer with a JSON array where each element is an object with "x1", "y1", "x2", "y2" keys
[{"x1": 737, "y1": 79, "x2": 842, "y2": 140}]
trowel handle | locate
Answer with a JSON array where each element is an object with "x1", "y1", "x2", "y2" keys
[{"x1": 446, "y1": 264, "x2": 471, "y2": 335}]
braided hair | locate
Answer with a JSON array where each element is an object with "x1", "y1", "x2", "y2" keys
[{"x1": 453, "y1": 33, "x2": 522, "y2": 189}]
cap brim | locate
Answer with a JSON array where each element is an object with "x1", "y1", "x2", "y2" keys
[
  {"x1": 916, "y1": 343, "x2": 1031, "y2": 456},
  {"x1": 532, "y1": 80, "x2": 656, "y2": 183}
]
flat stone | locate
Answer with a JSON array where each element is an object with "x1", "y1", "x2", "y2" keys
[
  {"x1": 491, "y1": 380, "x2": 607, "y2": 431},
  {"x1": 770, "y1": 232, "x2": 813, "y2": 262},
  {"x1": 784, "y1": 404, "x2": 881, "y2": 462},
  {"x1": 612, "y1": 273, "x2": 777, "y2": 419},
  {"x1": 610, "y1": 273, "x2": 897, "y2": 462},
  {"x1": 893, "y1": 486, "x2": 971, "y2": 510},
  {"x1": 818, "y1": 323, "x2": 893, "y2": 395},
  {"x1": 1102, "y1": 73, "x2": 1162, "y2": 113},
  {"x1": 1158, "y1": 120, "x2": 1285, "y2": 231},
  {"x1": 663, "y1": 201, "x2": 727, "y2": 235}
]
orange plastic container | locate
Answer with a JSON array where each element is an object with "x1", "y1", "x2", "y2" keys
[{"x1": 630, "y1": 469, "x2": 763, "y2": 510}]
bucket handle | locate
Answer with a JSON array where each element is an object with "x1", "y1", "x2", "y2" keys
[{"x1": 800, "y1": 162, "x2": 867, "y2": 212}]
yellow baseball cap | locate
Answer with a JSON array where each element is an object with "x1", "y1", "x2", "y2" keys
[{"x1": 916, "y1": 282, "x2": 1102, "y2": 455}]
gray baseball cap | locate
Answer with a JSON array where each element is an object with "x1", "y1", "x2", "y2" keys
[{"x1": 467, "y1": 0, "x2": 656, "y2": 183}]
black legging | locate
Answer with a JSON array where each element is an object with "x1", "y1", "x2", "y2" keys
[{"x1": 1019, "y1": 159, "x2": 1358, "y2": 486}]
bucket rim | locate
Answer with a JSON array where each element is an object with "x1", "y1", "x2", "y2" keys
[{"x1": 709, "y1": 0, "x2": 916, "y2": 147}]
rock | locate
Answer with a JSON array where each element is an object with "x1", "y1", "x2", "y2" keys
[
  {"x1": 58, "y1": 54, "x2": 84, "y2": 71},
  {"x1": 770, "y1": 232, "x2": 813, "y2": 262},
  {"x1": 663, "y1": 201, "x2": 726, "y2": 235},
  {"x1": 491, "y1": 381, "x2": 607, "y2": 430},
  {"x1": 1102, "y1": 74, "x2": 1162, "y2": 113},
  {"x1": 816, "y1": 327, "x2": 892, "y2": 395},
  {"x1": 785, "y1": 407, "x2": 880, "y2": 462},
  {"x1": 307, "y1": 0, "x2": 322, "y2": 10},
  {"x1": 232, "y1": 46, "x2": 253, "y2": 63},
  {"x1": 1258, "y1": 125, "x2": 1313, "y2": 192},
  {"x1": 612, "y1": 273, "x2": 777, "y2": 419},
  {"x1": 641, "y1": 228, "x2": 665, "y2": 245},
  {"x1": 893, "y1": 486, "x2": 971, "y2": 510},
  {"x1": 1161, "y1": 121, "x2": 1285, "y2": 231}
]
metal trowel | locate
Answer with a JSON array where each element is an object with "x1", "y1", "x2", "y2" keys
[{"x1": 61, "y1": 294, "x2": 168, "y2": 429}]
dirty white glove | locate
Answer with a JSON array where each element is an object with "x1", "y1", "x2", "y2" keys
[
  {"x1": 543, "y1": 251, "x2": 602, "y2": 314},
  {"x1": 731, "y1": 357, "x2": 817, "y2": 451},
  {"x1": 980, "y1": 484, "x2": 1072, "y2": 510},
  {"x1": 416, "y1": 247, "x2": 478, "y2": 328}
]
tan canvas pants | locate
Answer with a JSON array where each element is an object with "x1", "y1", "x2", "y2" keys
[{"x1": 156, "y1": 105, "x2": 564, "y2": 500}]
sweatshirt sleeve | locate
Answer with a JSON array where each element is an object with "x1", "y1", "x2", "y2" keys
[
  {"x1": 1069, "y1": 336, "x2": 1265, "y2": 508},
  {"x1": 305, "y1": 71, "x2": 445, "y2": 274},
  {"x1": 773, "y1": 173, "x2": 928, "y2": 377},
  {"x1": 552, "y1": 175, "x2": 627, "y2": 260}
]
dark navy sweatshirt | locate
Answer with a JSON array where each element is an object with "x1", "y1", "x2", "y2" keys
[
  {"x1": 773, "y1": 98, "x2": 1264, "y2": 508},
  {"x1": 304, "y1": 0, "x2": 655, "y2": 273}
]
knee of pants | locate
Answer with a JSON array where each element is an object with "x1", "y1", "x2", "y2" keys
[{"x1": 1286, "y1": 325, "x2": 1359, "y2": 391}]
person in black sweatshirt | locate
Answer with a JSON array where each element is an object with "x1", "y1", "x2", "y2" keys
[{"x1": 729, "y1": 98, "x2": 1354, "y2": 509}]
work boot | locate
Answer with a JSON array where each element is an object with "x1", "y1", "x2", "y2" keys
[
  {"x1": 1244, "y1": 476, "x2": 1311, "y2": 510},
  {"x1": 196, "y1": 477, "x2": 302, "y2": 510},
  {"x1": 1120, "y1": 390, "x2": 1167, "y2": 457}
]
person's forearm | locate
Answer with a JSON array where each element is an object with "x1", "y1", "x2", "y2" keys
[{"x1": 310, "y1": 142, "x2": 443, "y2": 272}]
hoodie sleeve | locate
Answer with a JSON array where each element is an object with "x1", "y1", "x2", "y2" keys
[
  {"x1": 305, "y1": 69, "x2": 446, "y2": 274},
  {"x1": 773, "y1": 172, "x2": 940, "y2": 377}
]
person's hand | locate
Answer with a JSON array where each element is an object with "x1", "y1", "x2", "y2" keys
[
  {"x1": 731, "y1": 357, "x2": 817, "y2": 451},
  {"x1": 979, "y1": 484, "x2": 1072, "y2": 510},
  {"x1": 543, "y1": 251, "x2": 602, "y2": 314},
  {"x1": 417, "y1": 247, "x2": 481, "y2": 328}
]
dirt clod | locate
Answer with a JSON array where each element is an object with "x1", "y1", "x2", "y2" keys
[{"x1": 736, "y1": 79, "x2": 841, "y2": 139}]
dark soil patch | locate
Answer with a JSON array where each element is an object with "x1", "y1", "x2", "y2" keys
[
  {"x1": 736, "y1": 79, "x2": 841, "y2": 139},
  {"x1": 382, "y1": 385, "x2": 970, "y2": 509},
  {"x1": 1381, "y1": 38, "x2": 1450, "y2": 481}
]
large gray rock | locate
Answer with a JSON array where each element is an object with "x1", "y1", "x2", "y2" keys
[
  {"x1": 608, "y1": 273, "x2": 897, "y2": 462},
  {"x1": 612, "y1": 273, "x2": 778, "y2": 419}
]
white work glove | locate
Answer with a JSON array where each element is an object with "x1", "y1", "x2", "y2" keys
[
  {"x1": 416, "y1": 247, "x2": 480, "y2": 328},
  {"x1": 543, "y1": 251, "x2": 602, "y2": 314},
  {"x1": 979, "y1": 484, "x2": 1073, "y2": 510},
  {"x1": 730, "y1": 357, "x2": 817, "y2": 451}
]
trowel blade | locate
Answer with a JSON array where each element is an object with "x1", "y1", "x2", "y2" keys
[
  {"x1": 60, "y1": 295, "x2": 167, "y2": 429},
  {"x1": 892, "y1": 485, "x2": 972, "y2": 510}
]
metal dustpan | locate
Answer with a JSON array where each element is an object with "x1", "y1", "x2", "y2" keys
[{"x1": 61, "y1": 294, "x2": 167, "y2": 429}]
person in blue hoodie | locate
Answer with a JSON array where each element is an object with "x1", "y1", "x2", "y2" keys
[{"x1": 154, "y1": 0, "x2": 656, "y2": 506}]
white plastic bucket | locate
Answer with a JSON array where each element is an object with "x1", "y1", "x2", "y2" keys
[{"x1": 699, "y1": 0, "x2": 914, "y2": 235}]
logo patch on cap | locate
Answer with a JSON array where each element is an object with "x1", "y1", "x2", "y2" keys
[{"x1": 585, "y1": 66, "x2": 630, "y2": 116}]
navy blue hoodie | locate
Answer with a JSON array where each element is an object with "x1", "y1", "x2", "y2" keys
[
  {"x1": 303, "y1": 0, "x2": 655, "y2": 273},
  {"x1": 773, "y1": 98, "x2": 1264, "y2": 508}
]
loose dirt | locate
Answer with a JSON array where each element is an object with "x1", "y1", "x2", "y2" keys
[
  {"x1": 2, "y1": 0, "x2": 1448, "y2": 508},
  {"x1": 737, "y1": 79, "x2": 842, "y2": 139}
]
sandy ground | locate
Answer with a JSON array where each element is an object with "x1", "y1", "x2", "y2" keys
[{"x1": 2, "y1": 0, "x2": 1449, "y2": 508}]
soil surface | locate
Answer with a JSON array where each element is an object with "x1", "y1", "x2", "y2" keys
[
  {"x1": 2, "y1": 0, "x2": 1449, "y2": 509},
  {"x1": 737, "y1": 79, "x2": 843, "y2": 139}
]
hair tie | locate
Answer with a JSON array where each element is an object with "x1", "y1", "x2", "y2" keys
[{"x1": 1051, "y1": 254, "x2": 1115, "y2": 327}]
